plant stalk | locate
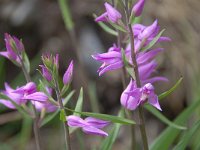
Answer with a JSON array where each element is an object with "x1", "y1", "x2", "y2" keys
[
  {"x1": 16, "y1": 52, "x2": 41, "y2": 150},
  {"x1": 55, "y1": 81, "x2": 71, "y2": 150},
  {"x1": 124, "y1": 0, "x2": 149, "y2": 149}
]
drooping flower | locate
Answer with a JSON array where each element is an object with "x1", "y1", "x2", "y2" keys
[
  {"x1": 0, "y1": 33, "x2": 24, "y2": 64},
  {"x1": 120, "y1": 79, "x2": 162, "y2": 111},
  {"x1": 95, "y1": 2, "x2": 122, "y2": 23},
  {"x1": 92, "y1": 44, "x2": 124, "y2": 76},
  {"x1": 132, "y1": 0, "x2": 145, "y2": 17},
  {"x1": 67, "y1": 115, "x2": 109, "y2": 137},
  {"x1": 63, "y1": 60, "x2": 74, "y2": 85}
]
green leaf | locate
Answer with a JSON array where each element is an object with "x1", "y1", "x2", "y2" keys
[
  {"x1": 94, "y1": 14, "x2": 118, "y2": 36},
  {"x1": 65, "y1": 108, "x2": 135, "y2": 125},
  {"x1": 100, "y1": 108, "x2": 124, "y2": 150},
  {"x1": 40, "y1": 90, "x2": 75, "y2": 127},
  {"x1": 108, "y1": 21, "x2": 127, "y2": 33},
  {"x1": 60, "y1": 109, "x2": 66, "y2": 122},
  {"x1": 145, "y1": 105, "x2": 186, "y2": 130},
  {"x1": 173, "y1": 120, "x2": 200, "y2": 150},
  {"x1": 150, "y1": 98, "x2": 200, "y2": 150},
  {"x1": 58, "y1": 0, "x2": 74, "y2": 30},
  {"x1": 141, "y1": 29, "x2": 165, "y2": 52},
  {"x1": 73, "y1": 88, "x2": 83, "y2": 116},
  {"x1": 159, "y1": 77, "x2": 183, "y2": 101}
]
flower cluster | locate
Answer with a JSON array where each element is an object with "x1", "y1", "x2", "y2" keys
[
  {"x1": 0, "y1": 82, "x2": 56, "y2": 112},
  {"x1": 93, "y1": 1, "x2": 170, "y2": 111},
  {"x1": 67, "y1": 115, "x2": 109, "y2": 137}
]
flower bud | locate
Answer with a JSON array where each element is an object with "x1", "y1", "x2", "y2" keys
[
  {"x1": 0, "y1": 33, "x2": 24, "y2": 64},
  {"x1": 63, "y1": 60, "x2": 74, "y2": 85},
  {"x1": 132, "y1": 0, "x2": 145, "y2": 17}
]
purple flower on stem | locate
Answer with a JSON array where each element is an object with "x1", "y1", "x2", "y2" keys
[
  {"x1": 92, "y1": 44, "x2": 123, "y2": 76},
  {"x1": 95, "y1": 2, "x2": 122, "y2": 23},
  {"x1": 67, "y1": 115, "x2": 109, "y2": 137},
  {"x1": 63, "y1": 60, "x2": 74, "y2": 85},
  {"x1": 120, "y1": 79, "x2": 162, "y2": 111},
  {"x1": 0, "y1": 33, "x2": 24, "y2": 64},
  {"x1": 132, "y1": 0, "x2": 145, "y2": 17},
  {"x1": 0, "y1": 83, "x2": 25, "y2": 109}
]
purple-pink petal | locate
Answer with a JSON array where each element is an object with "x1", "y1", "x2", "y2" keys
[
  {"x1": 85, "y1": 117, "x2": 110, "y2": 129},
  {"x1": 82, "y1": 126, "x2": 108, "y2": 137}
]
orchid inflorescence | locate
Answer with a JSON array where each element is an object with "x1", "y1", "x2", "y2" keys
[
  {"x1": 0, "y1": 0, "x2": 174, "y2": 149},
  {"x1": 93, "y1": 0, "x2": 170, "y2": 111}
]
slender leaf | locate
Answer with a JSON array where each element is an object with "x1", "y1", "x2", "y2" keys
[
  {"x1": 97, "y1": 21, "x2": 118, "y2": 36},
  {"x1": 173, "y1": 120, "x2": 200, "y2": 150},
  {"x1": 58, "y1": 0, "x2": 74, "y2": 30},
  {"x1": 73, "y1": 88, "x2": 83, "y2": 116},
  {"x1": 100, "y1": 108, "x2": 124, "y2": 150},
  {"x1": 65, "y1": 108, "x2": 135, "y2": 125},
  {"x1": 150, "y1": 99, "x2": 200, "y2": 150},
  {"x1": 141, "y1": 29, "x2": 165, "y2": 52},
  {"x1": 159, "y1": 77, "x2": 183, "y2": 101},
  {"x1": 109, "y1": 21, "x2": 127, "y2": 33},
  {"x1": 145, "y1": 105, "x2": 186, "y2": 130}
]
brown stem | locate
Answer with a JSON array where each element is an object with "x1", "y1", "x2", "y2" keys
[{"x1": 124, "y1": 0, "x2": 149, "y2": 149}]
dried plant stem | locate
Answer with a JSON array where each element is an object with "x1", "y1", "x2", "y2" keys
[
  {"x1": 55, "y1": 81, "x2": 71, "y2": 150},
  {"x1": 124, "y1": 0, "x2": 149, "y2": 149},
  {"x1": 18, "y1": 54, "x2": 41, "y2": 150}
]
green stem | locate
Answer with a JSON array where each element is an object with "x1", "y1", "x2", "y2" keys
[
  {"x1": 124, "y1": 0, "x2": 149, "y2": 149},
  {"x1": 17, "y1": 52, "x2": 41, "y2": 150},
  {"x1": 54, "y1": 81, "x2": 71, "y2": 150}
]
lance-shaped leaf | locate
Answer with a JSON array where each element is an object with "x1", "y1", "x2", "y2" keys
[
  {"x1": 58, "y1": 0, "x2": 74, "y2": 31},
  {"x1": 73, "y1": 88, "x2": 83, "y2": 116},
  {"x1": 65, "y1": 108, "x2": 135, "y2": 125},
  {"x1": 150, "y1": 98, "x2": 200, "y2": 150},
  {"x1": 108, "y1": 21, "x2": 127, "y2": 33},
  {"x1": 159, "y1": 77, "x2": 183, "y2": 101},
  {"x1": 141, "y1": 29, "x2": 165, "y2": 52},
  {"x1": 69, "y1": 88, "x2": 84, "y2": 133},
  {"x1": 145, "y1": 105, "x2": 186, "y2": 130},
  {"x1": 173, "y1": 120, "x2": 200, "y2": 150}
]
